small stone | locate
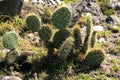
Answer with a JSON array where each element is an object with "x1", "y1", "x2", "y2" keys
[{"x1": 2, "y1": 76, "x2": 22, "y2": 80}]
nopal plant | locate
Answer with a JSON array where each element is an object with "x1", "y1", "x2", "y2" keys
[
  {"x1": 3, "y1": 31, "x2": 19, "y2": 64},
  {"x1": 25, "y1": 6, "x2": 106, "y2": 69}
]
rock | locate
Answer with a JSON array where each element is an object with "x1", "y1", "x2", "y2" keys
[
  {"x1": 69, "y1": 1, "x2": 106, "y2": 26},
  {"x1": 0, "y1": 0, "x2": 3, "y2": 2},
  {"x1": 20, "y1": 3, "x2": 44, "y2": 18},
  {"x1": 2, "y1": 76, "x2": 22, "y2": 80},
  {"x1": 2, "y1": 49, "x2": 10, "y2": 54},
  {"x1": 98, "y1": 37, "x2": 106, "y2": 43},
  {"x1": 106, "y1": 15, "x2": 120, "y2": 24},
  {"x1": 27, "y1": 33, "x2": 34, "y2": 38},
  {"x1": 0, "y1": 0, "x2": 23, "y2": 16},
  {"x1": 27, "y1": 32, "x2": 41, "y2": 46}
]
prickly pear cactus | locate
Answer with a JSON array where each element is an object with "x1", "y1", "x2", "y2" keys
[
  {"x1": 51, "y1": 6, "x2": 71, "y2": 29},
  {"x1": 38, "y1": 24, "x2": 52, "y2": 42},
  {"x1": 3, "y1": 32, "x2": 18, "y2": 50},
  {"x1": 84, "y1": 49, "x2": 105, "y2": 67},
  {"x1": 26, "y1": 13, "x2": 41, "y2": 32}
]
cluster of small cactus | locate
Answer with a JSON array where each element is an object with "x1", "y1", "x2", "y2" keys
[
  {"x1": 25, "y1": 6, "x2": 106, "y2": 68},
  {"x1": 3, "y1": 31, "x2": 19, "y2": 64}
]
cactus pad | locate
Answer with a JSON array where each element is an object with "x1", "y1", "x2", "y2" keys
[
  {"x1": 73, "y1": 26, "x2": 83, "y2": 53},
  {"x1": 58, "y1": 37, "x2": 74, "y2": 60},
  {"x1": 84, "y1": 49, "x2": 105, "y2": 67},
  {"x1": 53, "y1": 29, "x2": 70, "y2": 48},
  {"x1": 51, "y1": 6, "x2": 71, "y2": 29},
  {"x1": 3, "y1": 32, "x2": 18, "y2": 50},
  {"x1": 6, "y1": 50, "x2": 19, "y2": 64},
  {"x1": 26, "y1": 13, "x2": 41, "y2": 32},
  {"x1": 38, "y1": 25, "x2": 52, "y2": 42}
]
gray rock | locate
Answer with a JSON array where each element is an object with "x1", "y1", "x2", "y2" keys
[
  {"x1": 20, "y1": 3, "x2": 44, "y2": 18},
  {"x1": 2, "y1": 76, "x2": 22, "y2": 80},
  {"x1": 106, "y1": 15, "x2": 120, "y2": 24},
  {"x1": 69, "y1": 1, "x2": 106, "y2": 26}
]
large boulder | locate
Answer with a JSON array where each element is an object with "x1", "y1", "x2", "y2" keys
[
  {"x1": 69, "y1": 0, "x2": 106, "y2": 27},
  {"x1": 0, "y1": 0, "x2": 24, "y2": 16}
]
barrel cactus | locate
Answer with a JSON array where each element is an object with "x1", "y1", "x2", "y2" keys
[
  {"x1": 51, "y1": 6, "x2": 71, "y2": 29},
  {"x1": 3, "y1": 31, "x2": 18, "y2": 50},
  {"x1": 26, "y1": 13, "x2": 41, "y2": 32}
]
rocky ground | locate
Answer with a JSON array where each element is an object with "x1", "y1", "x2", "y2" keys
[{"x1": 0, "y1": 0, "x2": 120, "y2": 80}]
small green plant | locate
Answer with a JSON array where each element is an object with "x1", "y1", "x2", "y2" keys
[
  {"x1": 111, "y1": 26, "x2": 120, "y2": 33},
  {"x1": 96, "y1": 0, "x2": 116, "y2": 16},
  {"x1": 63, "y1": 0, "x2": 78, "y2": 4},
  {"x1": 96, "y1": 74, "x2": 107, "y2": 80},
  {"x1": 97, "y1": 31, "x2": 112, "y2": 38},
  {"x1": 110, "y1": 45, "x2": 120, "y2": 55},
  {"x1": 116, "y1": 23, "x2": 120, "y2": 27},
  {"x1": 116, "y1": 39, "x2": 120, "y2": 45},
  {"x1": 103, "y1": 8, "x2": 116, "y2": 16},
  {"x1": 76, "y1": 73, "x2": 92, "y2": 80},
  {"x1": 111, "y1": 58, "x2": 120, "y2": 72}
]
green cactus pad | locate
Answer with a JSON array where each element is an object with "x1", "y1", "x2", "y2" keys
[
  {"x1": 51, "y1": 6, "x2": 71, "y2": 29},
  {"x1": 38, "y1": 25, "x2": 52, "y2": 42},
  {"x1": 3, "y1": 32, "x2": 18, "y2": 50},
  {"x1": 26, "y1": 13, "x2": 41, "y2": 32},
  {"x1": 84, "y1": 49, "x2": 105, "y2": 67},
  {"x1": 6, "y1": 50, "x2": 19, "y2": 64},
  {"x1": 53, "y1": 29, "x2": 70, "y2": 48},
  {"x1": 83, "y1": 13, "x2": 93, "y2": 53},
  {"x1": 73, "y1": 26, "x2": 83, "y2": 53},
  {"x1": 58, "y1": 37, "x2": 74, "y2": 60}
]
